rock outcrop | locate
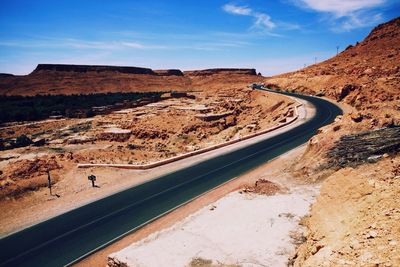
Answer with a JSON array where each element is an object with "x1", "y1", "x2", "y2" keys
[
  {"x1": 154, "y1": 69, "x2": 184, "y2": 76},
  {"x1": 97, "y1": 128, "x2": 132, "y2": 142},
  {"x1": 184, "y1": 68, "x2": 257, "y2": 76},
  {"x1": 0, "y1": 73, "x2": 14, "y2": 77},
  {"x1": 0, "y1": 65, "x2": 259, "y2": 95},
  {"x1": 33, "y1": 64, "x2": 155, "y2": 75}
]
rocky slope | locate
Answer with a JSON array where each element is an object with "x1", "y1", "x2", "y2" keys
[
  {"x1": 266, "y1": 17, "x2": 400, "y2": 127},
  {"x1": 269, "y1": 17, "x2": 400, "y2": 266},
  {"x1": 271, "y1": 17, "x2": 400, "y2": 178},
  {"x1": 0, "y1": 65, "x2": 259, "y2": 96},
  {"x1": 292, "y1": 154, "x2": 400, "y2": 266}
]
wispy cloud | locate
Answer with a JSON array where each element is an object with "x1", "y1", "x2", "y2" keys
[
  {"x1": 222, "y1": 3, "x2": 276, "y2": 32},
  {"x1": 0, "y1": 38, "x2": 167, "y2": 50},
  {"x1": 295, "y1": 0, "x2": 386, "y2": 31},
  {"x1": 222, "y1": 4, "x2": 252, "y2": 15},
  {"x1": 252, "y1": 13, "x2": 275, "y2": 30},
  {"x1": 337, "y1": 12, "x2": 382, "y2": 31},
  {"x1": 0, "y1": 36, "x2": 250, "y2": 52}
]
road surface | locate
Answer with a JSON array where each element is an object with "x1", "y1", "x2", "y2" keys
[{"x1": 0, "y1": 90, "x2": 342, "y2": 267}]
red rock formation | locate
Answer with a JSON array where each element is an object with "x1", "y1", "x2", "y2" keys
[
  {"x1": 184, "y1": 68, "x2": 257, "y2": 76},
  {"x1": 0, "y1": 65, "x2": 258, "y2": 96},
  {"x1": 33, "y1": 64, "x2": 155, "y2": 75}
]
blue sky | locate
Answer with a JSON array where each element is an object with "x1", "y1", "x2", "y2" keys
[{"x1": 0, "y1": 0, "x2": 399, "y2": 75}]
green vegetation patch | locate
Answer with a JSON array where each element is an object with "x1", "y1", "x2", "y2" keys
[{"x1": 0, "y1": 92, "x2": 164, "y2": 124}]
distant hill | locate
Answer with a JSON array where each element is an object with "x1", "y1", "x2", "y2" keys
[{"x1": 0, "y1": 64, "x2": 259, "y2": 96}]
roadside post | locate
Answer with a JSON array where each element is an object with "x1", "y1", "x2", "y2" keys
[
  {"x1": 88, "y1": 174, "x2": 97, "y2": 187},
  {"x1": 47, "y1": 170, "x2": 52, "y2": 195}
]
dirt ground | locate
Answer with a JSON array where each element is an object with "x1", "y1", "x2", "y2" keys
[
  {"x1": 292, "y1": 154, "x2": 400, "y2": 267},
  {"x1": 0, "y1": 88, "x2": 301, "y2": 236},
  {"x1": 0, "y1": 88, "x2": 295, "y2": 201}
]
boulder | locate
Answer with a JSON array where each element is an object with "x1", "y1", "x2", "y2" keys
[
  {"x1": 33, "y1": 138, "x2": 46, "y2": 147},
  {"x1": 97, "y1": 128, "x2": 132, "y2": 142},
  {"x1": 351, "y1": 113, "x2": 363, "y2": 123},
  {"x1": 337, "y1": 84, "x2": 357, "y2": 101}
]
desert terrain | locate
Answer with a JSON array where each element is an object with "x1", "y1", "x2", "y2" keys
[
  {"x1": 0, "y1": 15, "x2": 399, "y2": 267},
  {"x1": 263, "y1": 17, "x2": 400, "y2": 266},
  {"x1": 0, "y1": 68, "x2": 299, "y2": 235},
  {"x1": 105, "y1": 17, "x2": 399, "y2": 266}
]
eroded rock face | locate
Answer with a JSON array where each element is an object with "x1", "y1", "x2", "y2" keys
[
  {"x1": 33, "y1": 64, "x2": 155, "y2": 75},
  {"x1": 0, "y1": 65, "x2": 259, "y2": 95},
  {"x1": 291, "y1": 156, "x2": 400, "y2": 267},
  {"x1": 97, "y1": 128, "x2": 132, "y2": 142},
  {"x1": 153, "y1": 69, "x2": 184, "y2": 76},
  {"x1": 130, "y1": 128, "x2": 169, "y2": 140},
  {"x1": 184, "y1": 68, "x2": 257, "y2": 76}
]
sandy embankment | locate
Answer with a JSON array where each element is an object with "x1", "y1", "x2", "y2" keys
[{"x1": 108, "y1": 185, "x2": 319, "y2": 267}]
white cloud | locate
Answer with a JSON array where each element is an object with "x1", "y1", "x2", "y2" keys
[
  {"x1": 222, "y1": 4, "x2": 252, "y2": 15},
  {"x1": 299, "y1": 0, "x2": 385, "y2": 17},
  {"x1": 222, "y1": 3, "x2": 275, "y2": 31},
  {"x1": 338, "y1": 12, "x2": 382, "y2": 31},
  {"x1": 296, "y1": 0, "x2": 385, "y2": 31},
  {"x1": 253, "y1": 13, "x2": 275, "y2": 30}
]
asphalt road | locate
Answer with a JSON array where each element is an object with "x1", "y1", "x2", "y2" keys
[{"x1": 0, "y1": 90, "x2": 342, "y2": 267}]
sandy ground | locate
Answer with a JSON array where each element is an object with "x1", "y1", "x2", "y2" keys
[
  {"x1": 109, "y1": 186, "x2": 319, "y2": 267},
  {"x1": 0, "y1": 94, "x2": 313, "y2": 236}
]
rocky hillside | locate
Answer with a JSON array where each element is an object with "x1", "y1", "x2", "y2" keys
[
  {"x1": 266, "y1": 16, "x2": 400, "y2": 126},
  {"x1": 33, "y1": 64, "x2": 157, "y2": 75},
  {"x1": 0, "y1": 65, "x2": 259, "y2": 96},
  {"x1": 275, "y1": 17, "x2": 400, "y2": 266}
]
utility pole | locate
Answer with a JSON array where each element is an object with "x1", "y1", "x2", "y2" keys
[
  {"x1": 336, "y1": 45, "x2": 339, "y2": 55},
  {"x1": 314, "y1": 57, "x2": 317, "y2": 64}
]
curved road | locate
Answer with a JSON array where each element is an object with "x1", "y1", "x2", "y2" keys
[{"x1": 0, "y1": 90, "x2": 342, "y2": 267}]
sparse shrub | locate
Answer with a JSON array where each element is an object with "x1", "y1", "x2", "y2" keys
[
  {"x1": 69, "y1": 122, "x2": 92, "y2": 133},
  {"x1": 50, "y1": 147, "x2": 65, "y2": 153},
  {"x1": 15, "y1": 134, "x2": 32, "y2": 147},
  {"x1": 127, "y1": 144, "x2": 136, "y2": 150}
]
